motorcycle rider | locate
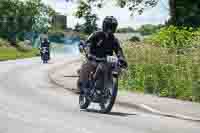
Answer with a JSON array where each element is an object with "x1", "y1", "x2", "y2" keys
[
  {"x1": 79, "y1": 16, "x2": 128, "y2": 95},
  {"x1": 40, "y1": 36, "x2": 51, "y2": 61}
]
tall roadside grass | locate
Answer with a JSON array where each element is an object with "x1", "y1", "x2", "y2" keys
[{"x1": 120, "y1": 42, "x2": 200, "y2": 102}]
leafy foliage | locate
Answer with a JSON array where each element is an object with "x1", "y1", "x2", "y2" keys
[
  {"x1": 176, "y1": 0, "x2": 200, "y2": 27},
  {"x1": 0, "y1": 38, "x2": 9, "y2": 47},
  {"x1": 129, "y1": 36, "x2": 141, "y2": 42},
  {"x1": 0, "y1": 0, "x2": 56, "y2": 41},
  {"x1": 67, "y1": 0, "x2": 200, "y2": 27},
  {"x1": 146, "y1": 26, "x2": 200, "y2": 49},
  {"x1": 75, "y1": 0, "x2": 98, "y2": 34},
  {"x1": 72, "y1": 0, "x2": 158, "y2": 15},
  {"x1": 116, "y1": 0, "x2": 158, "y2": 15}
]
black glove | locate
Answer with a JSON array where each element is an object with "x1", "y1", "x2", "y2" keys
[{"x1": 119, "y1": 57, "x2": 128, "y2": 69}]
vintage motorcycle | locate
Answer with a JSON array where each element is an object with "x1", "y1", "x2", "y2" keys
[{"x1": 78, "y1": 42, "x2": 126, "y2": 113}]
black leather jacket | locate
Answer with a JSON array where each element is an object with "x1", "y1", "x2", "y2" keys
[
  {"x1": 86, "y1": 31, "x2": 125, "y2": 59},
  {"x1": 85, "y1": 31, "x2": 128, "y2": 68},
  {"x1": 41, "y1": 40, "x2": 50, "y2": 49}
]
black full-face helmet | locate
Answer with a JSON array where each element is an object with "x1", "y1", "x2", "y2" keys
[{"x1": 102, "y1": 16, "x2": 118, "y2": 33}]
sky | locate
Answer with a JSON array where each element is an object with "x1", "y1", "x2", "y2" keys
[{"x1": 42, "y1": 0, "x2": 170, "y2": 28}]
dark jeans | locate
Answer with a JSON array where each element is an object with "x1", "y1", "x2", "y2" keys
[{"x1": 79, "y1": 61, "x2": 112, "y2": 92}]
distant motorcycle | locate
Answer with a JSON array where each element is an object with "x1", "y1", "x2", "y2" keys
[
  {"x1": 78, "y1": 42, "x2": 125, "y2": 113},
  {"x1": 40, "y1": 46, "x2": 50, "y2": 64}
]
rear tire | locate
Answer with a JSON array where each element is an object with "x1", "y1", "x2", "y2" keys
[{"x1": 76, "y1": 78, "x2": 81, "y2": 94}]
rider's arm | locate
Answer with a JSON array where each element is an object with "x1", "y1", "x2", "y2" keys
[
  {"x1": 85, "y1": 32, "x2": 98, "y2": 54},
  {"x1": 85, "y1": 32, "x2": 97, "y2": 47},
  {"x1": 114, "y1": 39, "x2": 128, "y2": 68},
  {"x1": 113, "y1": 39, "x2": 125, "y2": 59}
]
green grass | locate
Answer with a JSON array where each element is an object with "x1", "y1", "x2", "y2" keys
[
  {"x1": 0, "y1": 47, "x2": 39, "y2": 61},
  {"x1": 120, "y1": 42, "x2": 200, "y2": 102},
  {"x1": 0, "y1": 38, "x2": 39, "y2": 61}
]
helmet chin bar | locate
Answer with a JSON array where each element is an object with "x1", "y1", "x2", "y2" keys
[
  {"x1": 104, "y1": 28, "x2": 116, "y2": 34},
  {"x1": 107, "y1": 29, "x2": 113, "y2": 33}
]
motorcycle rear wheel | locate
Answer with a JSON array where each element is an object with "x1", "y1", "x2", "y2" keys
[{"x1": 79, "y1": 95, "x2": 90, "y2": 109}]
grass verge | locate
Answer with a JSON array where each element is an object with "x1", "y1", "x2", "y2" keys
[
  {"x1": 0, "y1": 47, "x2": 39, "y2": 61},
  {"x1": 119, "y1": 42, "x2": 200, "y2": 102}
]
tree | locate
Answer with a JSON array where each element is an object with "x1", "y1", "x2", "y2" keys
[
  {"x1": 175, "y1": 0, "x2": 200, "y2": 27},
  {"x1": 0, "y1": 0, "x2": 56, "y2": 41},
  {"x1": 168, "y1": 0, "x2": 176, "y2": 25},
  {"x1": 115, "y1": 0, "x2": 158, "y2": 15},
  {"x1": 75, "y1": 0, "x2": 98, "y2": 34},
  {"x1": 33, "y1": 4, "x2": 57, "y2": 32},
  {"x1": 68, "y1": 0, "x2": 200, "y2": 27},
  {"x1": 72, "y1": 0, "x2": 159, "y2": 15}
]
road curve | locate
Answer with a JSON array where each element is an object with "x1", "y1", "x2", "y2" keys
[{"x1": 0, "y1": 56, "x2": 200, "y2": 133}]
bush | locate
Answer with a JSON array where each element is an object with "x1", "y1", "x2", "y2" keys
[
  {"x1": 129, "y1": 36, "x2": 141, "y2": 42},
  {"x1": 146, "y1": 26, "x2": 200, "y2": 49},
  {"x1": 0, "y1": 38, "x2": 9, "y2": 47},
  {"x1": 145, "y1": 26, "x2": 200, "y2": 50},
  {"x1": 16, "y1": 41, "x2": 32, "y2": 52}
]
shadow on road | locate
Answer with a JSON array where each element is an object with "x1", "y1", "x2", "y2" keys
[{"x1": 82, "y1": 109, "x2": 137, "y2": 117}]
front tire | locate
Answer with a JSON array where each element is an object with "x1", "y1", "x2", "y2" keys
[{"x1": 100, "y1": 78, "x2": 118, "y2": 113}]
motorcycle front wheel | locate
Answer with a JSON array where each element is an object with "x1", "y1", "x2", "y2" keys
[{"x1": 99, "y1": 78, "x2": 118, "y2": 113}]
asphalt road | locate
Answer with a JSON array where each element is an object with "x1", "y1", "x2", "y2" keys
[{"x1": 0, "y1": 56, "x2": 200, "y2": 133}]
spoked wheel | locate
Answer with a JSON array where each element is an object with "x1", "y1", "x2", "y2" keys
[
  {"x1": 79, "y1": 94, "x2": 90, "y2": 110},
  {"x1": 99, "y1": 78, "x2": 118, "y2": 113}
]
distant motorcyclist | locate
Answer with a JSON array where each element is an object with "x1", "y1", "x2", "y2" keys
[
  {"x1": 79, "y1": 16, "x2": 128, "y2": 95},
  {"x1": 40, "y1": 36, "x2": 51, "y2": 62}
]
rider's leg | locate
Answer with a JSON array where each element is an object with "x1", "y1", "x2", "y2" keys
[
  {"x1": 103, "y1": 63, "x2": 113, "y2": 89},
  {"x1": 94, "y1": 63, "x2": 107, "y2": 90},
  {"x1": 79, "y1": 61, "x2": 96, "y2": 94},
  {"x1": 95, "y1": 63, "x2": 113, "y2": 89}
]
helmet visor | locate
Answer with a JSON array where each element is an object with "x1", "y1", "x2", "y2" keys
[{"x1": 103, "y1": 22, "x2": 117, "y2": 33}]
